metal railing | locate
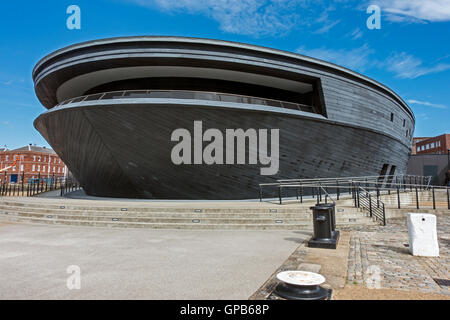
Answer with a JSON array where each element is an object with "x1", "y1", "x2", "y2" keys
[
  {"x1": 355, "y1": 186, "x2": 386, "y2": 226},
  {"x1": 59, "y1": 178, "x2": 82, "y2": 197},
  {"x1": 0, "y1": 173, "x2": 80, "y2": 197},
  {"x1": 55, "y1": 89, "x2": 317, "y2": 114},
  {"x1": 259, "y1": 174, "x2": 449, "y2": 224}
]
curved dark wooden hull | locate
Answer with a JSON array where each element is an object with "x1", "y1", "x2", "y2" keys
[{"x1": 35, "y1": 102, "x2": 410, "y2": 199}]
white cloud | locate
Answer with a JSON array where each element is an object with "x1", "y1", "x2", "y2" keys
[
  {"x1": 376, "y1": 0, "x2": 450, "y2": 22},
  {"x1": 297, "y1": 44, "x2": 374, "y2": 72},
  {"x1": 129, "y1": 0, "x2": 306, "y2": 36},
  {"x1": 407, "y1": 99, "x2": 448, "y2": 109},
  {"x1": 127, "y1": 0, "x2": 347, "y2": 36},
  {"x1": 348, "y1": 27, "x2": 363, "y2": 40},
  {"x1": 386, "y1": 52, "x2": 450, "y2": 79},
  {"x1": 313, "y1": 19, "x2": 341, "y2": 34}
]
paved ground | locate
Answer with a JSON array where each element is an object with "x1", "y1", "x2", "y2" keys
[
  {"x1": 0, "y1": 221, "x2": 307, "y2": 300},
  {"x1": 346, "y1": 215, "x2": 450, "y2": 296}
]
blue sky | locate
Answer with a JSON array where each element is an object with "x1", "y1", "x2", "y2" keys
[{"x1": 0, "y1": 0, "x2": 449, "y2": 149}]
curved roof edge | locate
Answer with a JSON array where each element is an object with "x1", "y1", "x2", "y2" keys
[{"x1": 32, "y1": 36, "x2": 413, "y2": 120}]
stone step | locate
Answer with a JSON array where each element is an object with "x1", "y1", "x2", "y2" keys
[
  {"x1": 0, "y1": 210, "x2": 373, "y2": 224},
  {"x1": 0, "y1": 215, "x2": 376, "y2": 230},
  {"x1": 0, "y1": 204, "x2": 366, "y2": 219},
  {"x1": 0, "y1": 204, "x2": 312, "y2": 216},
  {"x1": 0, "y1": 201, "x2": 315, "y2": 214}
]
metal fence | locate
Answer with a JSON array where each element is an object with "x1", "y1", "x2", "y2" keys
[
  {"x1": 0, "y1": 173, "x2": 81, "y2": 197},
  {"x1": 259, "y1": 175, "x2": 449, "y2": 225}
]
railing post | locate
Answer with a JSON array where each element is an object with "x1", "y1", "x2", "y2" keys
[
  {"x1": 300, "y1": 183, "x2": 303, "y2": 203},
  {"x1": 357, "y1": 186, "x2": 360, "y2": 208},
  {"x1": 319, "y1": 184, "x2": 322, "y2": 203},
  {"x1": 432, "y1": 187, "x2": 436, "y2": 210},
  {"x1": 382, "y1": 203, "x2": 386, "y2": 226},
  {"x1": 397, "y1": 185, "x2": 401, "y2": 209},
  {"x1": 316, "y1": 187, "x2": 320, "y2": 205},
  {"x1": 336, "y1": 180, "x2": 340, "y2": 200},
  {"x1": 415, "y1": 187, "x2": 419, "y2": 209},
  {"x1": 259, "y1": 186, "x2": 262, "y2": 202},
  {"x1": 278, "y1": 186, "x2": 282, "y2": 205},
  {"x1": 447, "y1": 188, "x2": 450, "y2": 210},
  {"x1": 376, "y1": 185, "x2": 380, "y2": 208},
  {"x1": 369, "y1": 194, "x2": 373, "y2": 218}
]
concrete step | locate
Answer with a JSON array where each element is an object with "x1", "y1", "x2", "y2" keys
[
  {"x1": 0, "y1": 204, "x2": 312, "y2": 217},
  {"x1": 0, "y1": 201, "x2": 315, "y2": 214},
  {"x1": 0, "y1": 210, "x2": 373, "y2": 225},
  {"x1": 0, "y1": 214, "x2": 376, "y2": 230},
  {"x1": 0, "y1": 204, "x2": 367, "y2": 219}
]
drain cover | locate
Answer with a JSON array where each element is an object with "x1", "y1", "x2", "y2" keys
[
  {"x1": 192, "y1": 219, "x2": 200, "y2": 223},
  {"x1": 120, "y1": 208, "x2": 127, "y2": 211},
  {"x1": 433, "y1": 278, "x2": 450, "y2": 287},
  {"x1": 59, "y1": 206, "x2": 65, "y2": 209}
]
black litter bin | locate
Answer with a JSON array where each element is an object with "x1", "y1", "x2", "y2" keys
[{"x1": 308, "y1": 203, "x2": 340, "y2": 249}]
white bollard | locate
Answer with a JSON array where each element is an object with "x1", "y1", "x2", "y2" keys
[{"x1": 407, "y1": 213, "x2": 439, "y2": 257}]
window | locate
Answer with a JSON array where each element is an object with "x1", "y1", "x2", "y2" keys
[
  {"x1": 58, "y1": 167, "x2": 60, "y2": 173},
  {"x1": 5, "y1": 155, "x2": 8, "y2": 161},
  {"x1": 38, "y1": 156, "x2": 41, "y2": 161},
  {"x1": 390, "y1": 113, "x2": 394, "y2": 121},
  {"x1": 431, "y1": 143, "x2": 435, "y2": 148},
  {"x1": 43, "y1": 166, "x2": 46, "y2": 173},
  {"x1": 33, "y1": 156, "x2": 36, "y2": 161},
  {"x1": 32, "y1": 165, "x2": 35, "y2": 172},
  {"x1": 403, "y1": 119, "x2": 406, "y2": 127},
  {"x1": 20, "y1": 165, "x2": 24, "y2": 172},
  {"x1": 37, "y1": 165, "x2": 40, "y2": 172},
  {"x1": 53, "y1": 167, "x2": 55, "y2": 173},
  {"x1": 426, "y1": 144, "x2": 430, "y2": 150},
  {"x1": 437, "y1": 141, "x2": 441, "y2": 147}
]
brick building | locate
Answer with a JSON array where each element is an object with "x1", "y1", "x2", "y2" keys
[
  {"x1": 411, "y1": 137, "x2": 429, "y2": 155},
  {"x1": 0, "y1": 145, "x2": 66, "y2": 184},
  {"x1": 414, "y1": 134, "x2": 450, "y2": 155}
]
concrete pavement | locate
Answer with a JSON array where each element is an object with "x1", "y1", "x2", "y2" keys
[{"x1": 0, "y1": 221, "x2": 308, "y2": 299}]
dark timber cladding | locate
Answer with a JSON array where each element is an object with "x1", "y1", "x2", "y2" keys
[{"x1": 33, "y1": 36, "x2": 415, "y2": 199}]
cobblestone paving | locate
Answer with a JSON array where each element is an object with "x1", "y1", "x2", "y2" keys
[{"x1": 346, "y1": 215, "x2": 450, "y2": 295}]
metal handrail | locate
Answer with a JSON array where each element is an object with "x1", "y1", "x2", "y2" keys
[
  {"x1": 356, "y1": 185, "x2": 386, "y2": 225},
  {"x1": 55, "y1": 89, "x2": 317, "y2": 114},
  {"x1": 260, "y1": 174, "x2": 433, "y2": 187}
]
